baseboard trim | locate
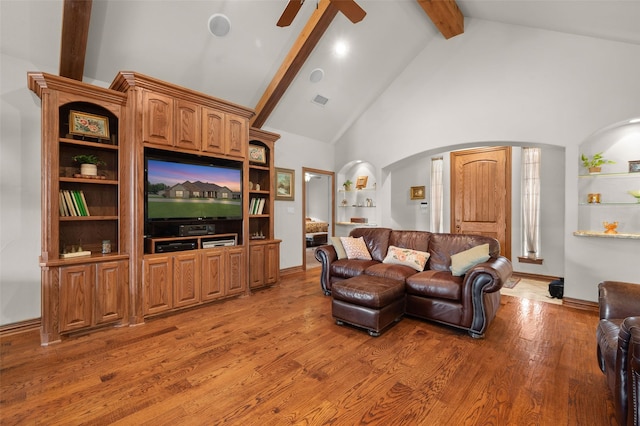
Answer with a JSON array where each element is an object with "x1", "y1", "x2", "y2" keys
[
  {"x1": 280, "y1": 266, "x2": 304, "y2": 276},
  {"x1": 562, "y1": 297, "x2": 598, "y2": 313},
  {"x1": 0, "y1": 318, "x2": 40, "y2": 337},
  {"x1": 512, "y1": 271, "x2": 559, "y2": 282}
]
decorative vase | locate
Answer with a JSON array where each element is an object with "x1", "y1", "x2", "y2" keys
[
  {"x1": 80, "y1": 163, "x2": 97, "y2": 176},
  {"x1": 587, "y1": 193, "x2": 601, "y2": 204}
]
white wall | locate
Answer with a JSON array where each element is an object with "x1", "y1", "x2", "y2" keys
[
  {"x1": 272, "y1": 128, "x2": 335, "y2": 270},
  {"x1": 334, "y1": 18, "x2": 640, "y2": 301}
]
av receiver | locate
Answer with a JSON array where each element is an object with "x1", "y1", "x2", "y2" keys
[
  {"x1": 178, "y1": 224, "x2": 215, "y2": 236},
  {"x1": 155, "y1": 241, "x2": 197, "y2": 253}
]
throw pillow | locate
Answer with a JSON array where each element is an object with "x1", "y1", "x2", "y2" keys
[
  {"x1": 382, "y1": 245, "x2": 430, "y2": 272},
  {"x1": 330, "y1": 236, "x2": 347, "y2": 260},
  {"x1": 340, "y1": 236, "x2": 372, "y2": 260},
  {"x1": 450, "y1": 243, "x2": 490, "y2": 276}
]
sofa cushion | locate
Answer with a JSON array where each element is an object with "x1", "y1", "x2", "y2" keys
[
  {"x1": 330, "y1": 236, "x2": 347, "y2": 259},
  {"x1": 349, "y1": 228, "x2": 392, "y2": 262},
  {"x1": 428, "y1": 234, "x2": 498, "y2": 272},
  {"x1": 450, "y1": 244, "x2": 490, "y2": 276},
  {"x1": 406, "y1": 270, "x2": 463, "y2": 301},
  {"x1": 331, "y1": 259, "x2": 379, "y2": 279},
  {"x1": 365, "y1": 263, "x2": 417, "y2": 282},
  {"x1": 332, "y1": 275, "x2": 405, "y2": 309},
  {"x1": 388, "y1": 230, "x2": 431, "y2": 253},
  {"x1": 340, "y1": 236, "x2": 372, "y2": 260},
  {"x1": 382, "y1": 245, "x2": 430, "y2": 271}
]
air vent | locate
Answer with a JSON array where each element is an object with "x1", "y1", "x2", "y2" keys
[{"x1": 311, "y1": 94, "x2": 329, "y2": 106}]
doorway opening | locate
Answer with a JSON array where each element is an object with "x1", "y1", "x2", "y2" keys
[{"x1": 302, "y1": 168, "x2": 335, "y2": 270}]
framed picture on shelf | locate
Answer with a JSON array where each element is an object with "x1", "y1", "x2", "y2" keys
[
  {"x1": 68, "y1": 110, "x2": 110, "y2": 140},
  {"x1": 410, "y1": 186, "x2": 426, "y2": 200},
  {"x1": 356, "y1": 175, "x2": 368, "y2": 189},
  {"x1": 629, "y1": 160, "x2": 640, "y2": 173},
  {"x1": 248, "y1": 144, "x2": 267, "y2": 165},
  {"x1": 275, "y1": 168, "x2": 295, "y2": 201}
]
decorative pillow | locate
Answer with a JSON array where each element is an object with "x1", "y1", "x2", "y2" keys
[
  {"x1": 340, "y1": 236, "x2": 372, "y2": 260},
  {"x1": 330, "y1": 236, "x2": 347, "y2": 260},
  {"x1": 450, "y1": 244, "x2": 490, "y2": 276},
  {"x1": 382, "y1": 245, "x2": 430, "y2": 272}
]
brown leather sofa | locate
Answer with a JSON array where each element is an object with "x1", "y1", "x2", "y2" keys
[
  {"x1": 597, "y1": 280, "x2": 640, "y2": 426},
  {"x1": 315, "y1": 227, "x2": 513, "y2": 338}
]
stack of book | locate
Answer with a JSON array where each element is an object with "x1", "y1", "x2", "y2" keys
[
  {"x1": 249, "y1": 197, "x2": 266, "y2": 215},
  {"x1": 59, "y1": 190, "x2": 90, "y2": 216}
]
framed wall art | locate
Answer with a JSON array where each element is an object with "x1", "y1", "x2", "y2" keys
[
  {"x1": 275, "y1": 168, "x2": 295, "y2": 201},
  {"x1": 629, "y1": 160, "x2": 640, "y2": 173},
  {"x1": 410, "y1": 186, "x2": 426, "y2": 200},
  {"x1": 69, "y1": 110, "x2": 110, "y2": 140},
  {"x1": 355, "y1": 175, "x2": 368, "y2": 189},
  {"x1": 248, "y1": 144, "x2": 267, "y2": 164}
]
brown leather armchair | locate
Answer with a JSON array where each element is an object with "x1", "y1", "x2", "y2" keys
[{"x1": 596, "y1": 281, "x2": 640, "y2": 426}]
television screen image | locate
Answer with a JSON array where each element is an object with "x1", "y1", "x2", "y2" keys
[{"x1": 146, "y1": 158, "x2": 242, "y2": 220}]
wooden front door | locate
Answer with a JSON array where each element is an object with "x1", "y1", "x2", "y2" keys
[{"x1": 451, "y1": 147, "x2": 511, "y2": 258}]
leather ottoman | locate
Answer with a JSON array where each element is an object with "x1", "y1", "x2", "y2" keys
[{"x1": 331, "y1": 275, "x2": 405, "y2": 336}]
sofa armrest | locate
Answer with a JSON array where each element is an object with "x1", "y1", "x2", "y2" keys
[
  {"x1": 598, "y1": 281, "x2": 640, "y2": 320},
  {"x1": 629, "y1": 324, "x2": 640, "y2": 426},
  {"x1": 315, "y1": 245, "x2": 337, "y2": 295},
  {"x1": 465, "y1": 256, "x2": 513, "y2": 294}
]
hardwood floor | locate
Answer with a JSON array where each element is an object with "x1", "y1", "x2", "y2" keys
[{"x1": 1, "y1": 269, "x2": 615, "y2": 425}]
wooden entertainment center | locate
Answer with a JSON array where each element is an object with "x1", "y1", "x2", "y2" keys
[{"x1": 29, "y1": 71, "x2": 281, "y2": 345}]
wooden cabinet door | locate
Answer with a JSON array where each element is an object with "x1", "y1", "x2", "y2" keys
[
  {"x1": 143, "y1": 256, "x2": 173, "y2": 315},
  {"x1": 249, "y1": 245, "x2": 265, "y2": 288},
  {"x1": 59, "y1": 264, "x2": 94, "y2": 332},
  {"x1": 202, "y1": 250, "x2": 225, "y2": 301},
  {"x1": 265, "y1": 242, "x2": 280, "y2": 284},
  {"x1": 226, "y1": 247, "x2": 246, "y2": 296},
  {"x1": 201, "y1": 107, "x2": 224, "y2": 154},
  {"x1": 94, "y1": 260, "x2": 127, "y2": 326},
  {"x1": 175, "y1": 99, "x2": 200, "y2": 151},
  {"x1": 142, "y1": 91, "x2": 174, "y2": 146},
  {"x1": 226, "y1": 113, "x2": 247, "y2": 159},
  {"x1": 173, "y1": 252, "x2": 200, "y2": 308}
]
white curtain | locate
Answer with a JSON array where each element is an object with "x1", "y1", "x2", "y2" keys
[
  {"x1": 522, "y1": 147, "x2": 541, "y2": 258},
  {"x1": 430, "y1": 157, "x2": 444, "y2": 233}
]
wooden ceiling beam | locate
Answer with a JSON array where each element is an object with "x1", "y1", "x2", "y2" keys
[
  {"x1": 416, "y1": 0, "x2": 464, "y2": 39},
  {"x1": 59, "y1": 0, "x2": 93, "y2": 81},
  {"x1": 251, "y1": 0, "x2": 339, "y2": 129}
]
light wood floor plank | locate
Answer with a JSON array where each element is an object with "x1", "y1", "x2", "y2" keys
[{"x1": 0, "y1": 269, "x2": 615, "y2": 425}]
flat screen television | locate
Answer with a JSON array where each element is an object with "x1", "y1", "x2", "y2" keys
[{"x1": 144, "y1": 150, "x2": 243, "y2": 235}]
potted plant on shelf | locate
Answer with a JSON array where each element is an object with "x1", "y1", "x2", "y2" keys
[
  {"x1": 343, "y1": 180, "x2": 353, "y2": 191},
  {"x1": 72, "y1": 154, "x2": 106, "y2": 177},
  {"x1": 581, "y1": 152, "x2": 615, "y2": 174}
]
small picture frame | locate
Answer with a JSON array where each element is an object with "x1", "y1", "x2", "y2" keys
[
  {"x1": 355, "y1": 176, "x2": 368, "y2": 189},
  {"x1": 410, "y1": 186, "x2": 426, "y2": 200},
  {"x1": 629, "y1": 160, "x2": 640, "y2": 173},
  {"x1": 248, "y1": 144, "x2": 267, "y2": 165},
  {"x1": 69, "y1": 110, "x2": 110, "y2": 140},
  {"x1": 275, "y1": 168, "x2": 295, "y2": 201}
]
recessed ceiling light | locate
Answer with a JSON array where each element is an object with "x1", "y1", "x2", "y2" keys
[
  {"x1": 334, "y1": 40, "x2": 348, "y2": 57},
  {"x1": 208, "y1": 14, "x2": 231, "y2": 37},
  {"x1": 309, "y1": 68, "x2": 324, "y2": 83}
]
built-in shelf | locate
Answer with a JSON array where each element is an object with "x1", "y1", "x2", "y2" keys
[{"x1": 573, "y1": 231, "x2": 640, "y2": 239}]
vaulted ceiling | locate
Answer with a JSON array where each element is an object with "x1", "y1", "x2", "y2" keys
[{"x1": 10, "y1": 0, "x2": 640, "y2": 144}]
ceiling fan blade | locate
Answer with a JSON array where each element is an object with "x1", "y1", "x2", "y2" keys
[
  {"x1": 330, "y1": 0, "x2": 366, "y2": 24},
  {"x1": 277, "y1": 0, "x2": 304, "y2": 27}
]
